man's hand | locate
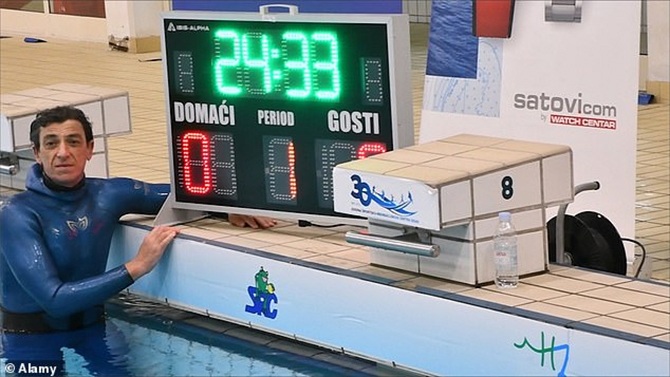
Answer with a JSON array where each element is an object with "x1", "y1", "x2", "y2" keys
[
  {"x1": 228, "y1": 214, "x2": 277, "y2": 229},
  {"x1": 125, "y1": 225, "x2": 180, "y2": 280}
]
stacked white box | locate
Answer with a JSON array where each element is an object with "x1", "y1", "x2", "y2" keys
[
  {"x1": 44, "y1": 83, "x2": 131, "y2": 136},
  {"x1": 0, "y1": 84, "x2": 131, "y2": 188},
  {"x1": 333, "y1": 134, "x2": 573, "y2": 286}
]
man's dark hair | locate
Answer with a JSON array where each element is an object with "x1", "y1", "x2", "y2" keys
[{"x1": 30, "y1": 106, "x2": 94, "y2": 149}]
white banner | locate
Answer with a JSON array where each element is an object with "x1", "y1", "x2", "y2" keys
[{"x1": 420, "y1": 1, "x2": 640, "y2": 262}]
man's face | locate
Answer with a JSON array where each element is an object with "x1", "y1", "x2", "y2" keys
[{"x1": 33, "y1": 120, "x2": 94, "y2": 187}]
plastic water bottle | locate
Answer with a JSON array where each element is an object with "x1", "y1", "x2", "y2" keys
[{"x1": 493, "y1": 212, "x2": 518, "y2": 289}]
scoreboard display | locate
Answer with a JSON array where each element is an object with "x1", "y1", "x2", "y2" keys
[{"x1": 160, "y1": 10, "x2": 413, "y2": 225}]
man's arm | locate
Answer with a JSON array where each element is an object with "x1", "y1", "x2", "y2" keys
[
  {"x1": 110, "y1": 178, "x2": 277, "y2": 228},
  {"x1": 109, "y1": 178, "x2": 170, "y2": 216},
  {"x1": 124, "y1": 225, "x2": 179, "y2": 280},
  {"x1": 0, "y1": 205, "x2": 136, "y2": 317}
]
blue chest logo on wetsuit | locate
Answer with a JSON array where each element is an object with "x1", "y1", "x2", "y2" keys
[{"x1": 244, "y1": 267, "x2": 278, "y2": 319}]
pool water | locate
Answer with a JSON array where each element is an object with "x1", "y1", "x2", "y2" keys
[{"x1": 1, "y1": 295, "x2": 385, "y2": 377}]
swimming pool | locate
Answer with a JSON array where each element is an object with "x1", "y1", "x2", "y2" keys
[{"x1": 1, "y1": 294, "x2": 401, "y2": 377}]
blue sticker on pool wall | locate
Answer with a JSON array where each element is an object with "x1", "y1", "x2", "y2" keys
[{"x1": 245, "y1": 267, "x2": 278, "y2": 319}]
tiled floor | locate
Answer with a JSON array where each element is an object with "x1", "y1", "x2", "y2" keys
[
  {"x1": 636, "y1": 103, "x2": 670, "y2": 281},
  {"x1": 1, "y1": 23, "x2": 669, "y2": 347},
  {"x1": 1, "y1": 23, "x2": 667, "y2": 282}
]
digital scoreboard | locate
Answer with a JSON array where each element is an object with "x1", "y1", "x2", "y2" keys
[{"x1": 157, "y1": 9, "x2": 413, "y2": 225}]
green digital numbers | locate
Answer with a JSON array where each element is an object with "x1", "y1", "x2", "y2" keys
[
  {"x1": 214, "y1": 30, "x2": 242, "y2": 95},
  {"x1": 284, "y1": 32, "x2": 311, "y2": 99},
  {"x1": 213, "y1": 29, "x2": 340, "y2": 101},
  {"x1": 313, "y1": 32, "x2": 340, "y2": 100},
  {"x1": 241, "y1": 33, "x2": 271, "y2": 95}
]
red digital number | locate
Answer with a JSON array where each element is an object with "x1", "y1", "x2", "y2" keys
[
  {"x1": 181, "y1": 131, "x2": 212, "y2": 195},
  {"x1": 288, "y1": 141, "x2": 297, "y2": 199},
  {"x1": 265, "y1": 137, "x2": 297, "y2": 203},
  {"x1": 356, "y1": 142, "x2": 387, "y2": 159}
]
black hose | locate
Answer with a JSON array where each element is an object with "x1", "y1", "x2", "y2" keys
[
  {"x1": 555, "y1": 181, "x2": 600, "y2": 264},
  {"x1": 621, "y1": 238, "x2": 647, "y2": 278}
]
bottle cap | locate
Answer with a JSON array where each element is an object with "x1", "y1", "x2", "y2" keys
[{"x1": 498, "y1": 212, "x2": 511, "y2": 221}]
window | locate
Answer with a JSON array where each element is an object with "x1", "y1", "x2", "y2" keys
[
  {"x1": 50, "y1": 0, "x2": 104, "y2": 18},
  {"x1": 0, "y1": 0, "x2": 44, "y2": 13}
]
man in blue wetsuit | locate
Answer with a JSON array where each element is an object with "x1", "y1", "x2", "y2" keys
[{"x1": 0, "y1": 106, "x2": 275, "y2": 372}]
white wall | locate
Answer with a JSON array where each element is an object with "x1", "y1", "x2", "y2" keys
[
  {"x1": 0, "y1": 0, "x2": 167, "y2": 44},
  {"x1": 647, "y1": 0, "x2": 669, "y2": 82},
  {"x1": 105, "y1": 0, "x2": 164, "y2": 41}
]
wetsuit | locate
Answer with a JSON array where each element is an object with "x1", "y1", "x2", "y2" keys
[{"x1": 0, "y1": 163, "x2": 169, "y2": 333}]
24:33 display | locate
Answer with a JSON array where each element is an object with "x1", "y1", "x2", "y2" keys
[{"x1": 213, "y1": 29, "x2": 342, "y2": 101}]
